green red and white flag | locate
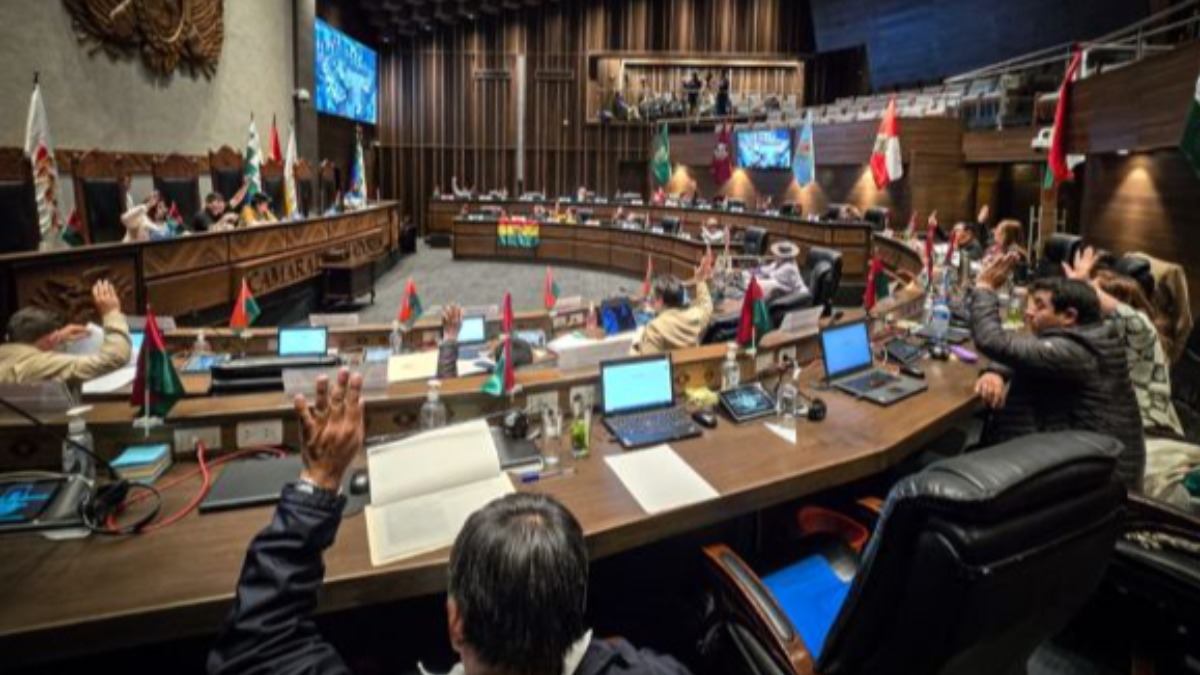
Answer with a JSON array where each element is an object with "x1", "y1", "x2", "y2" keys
[
  {"x1": 1181, "y1": 61, "x2": 1200, "y2": 179},
  {"x1": 243, "y1": 117, "x2": 263, "y2": 197},
  {"x1": 736, "y1": 276, "x2": 772, "y2": 347},
  {"x1": 1048, "y1": 49, "x2": 1084, "y2": 188},
  {"x1": 863, "y1": 255, "x2": 890, "y2": 312},
  {"x1": 642, "y1": 256, "x2": 653, "y2": 298},
  {"x1": 230, "y1": 278, "x2": 261, "y2": 329},
  {"x1": 544, "y1": 267, "x2": 560, "y2": 310},
  {"x1": 131, "y1": 308, "x2": 184, "y2": 418},
  {"x1": 870, "y1": 97, "x2": 904, "y2": 189},
  {"x1": 63, "y1": 208, "x2": 85, "y2": 247},
  {"x1": 481, "y1": 335, "x2": 516, "y2": 397},
  {"x1": 398, "y1": 278, "x2": 423, "y2": 325},
  {"x1": 24, "y1": 81, "x2": 62, "y2": 250}
]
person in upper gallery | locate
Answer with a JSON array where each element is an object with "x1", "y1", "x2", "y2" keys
[
  {"x1": 715, "y1": 70, "x2": 732, "y2": 117},
  {"x1": 240, "y1": 192, "x2": 278, "y2": 227},
  {"x1": 121, "y1": 190, "x2": 171, "y2": 242},
  {"x1": 634, "y1": 250, "x2": 715, "y2": 355},
  {"x1": 192, "y1": 186, "x2": 248, "y2": 234},
  {"x1": 207, "y1": 369, "x2": 693, "y2": 675},
  {"x1": 970, "y1": 254, "x2": 1146, "y2": 489},
  {"x1": 451, "y1": 176, "x2": 474, "y2": 200},
  {"x1": 744, "y1": 241, "x2": 808, "y2": 301},
  {"x1": 0, "y1": 280, "x2": 130, "y2": 386},
  {"x1": 683, "y1": 70, "x2": 702, "y2": 115}
]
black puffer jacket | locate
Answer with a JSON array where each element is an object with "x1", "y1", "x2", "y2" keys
[{"x1": 969, "y1": 289, "x2": 1146, "y2": 489}]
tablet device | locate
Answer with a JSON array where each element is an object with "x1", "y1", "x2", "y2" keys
[
  {"x1": 718, "y1": 384, "x2": 778, "y2": 424},
  {"x1": 885, "y1": 339, "x2": 923, "y2": 365},
  {"x1": 0, "y1": 479, "x2": 62, "y2": 525}
]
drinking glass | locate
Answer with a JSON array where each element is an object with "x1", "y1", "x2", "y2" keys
[
  {"x1": 776, "y1": 383, "x2": 798, "y2": 433},
  {"x1": 541, "y1": 407, "x2": 563, "y2": 469}
]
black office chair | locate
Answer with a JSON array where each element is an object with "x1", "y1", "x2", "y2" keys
[
  {"x1": 1036, "y1": 233, "x2": 1083, "y2": 279},
  {"x1": 779, "y1": 202, "x2": 801, "y2": 218},
  {"x1": 743, "y1": 227, "x2": 768, "y2": 257},
  {"x1": 702, "y1": 431, "x2": 1126, "y2": 675},
  {"x1": 727, "y1": 198, "x2": 747, "y2": 211},
  {"x1": 151, "y1": 154, "x2": 201, "y2": 226},
  {"x1": 766, "y1": 247, "x2": 844, "y2": 326},
  {"x1": 862, "y1": 207, "x2": 890, "y2": 233},
  {"x1": 824, "y1": 204, "x2": 850, "y2": 221},
  {"x1": 703, "y1": 311, "x2": 743, "y2": 345},
  {"x1": 1115, "y1": 255, "x2": 1156, "y2": 300},
  {"x1": 577, "y1": 208, "x2": 595, "y2": 223},
  {"x1": 660, "y1": 216, "x2": 682, "y2": 235}
]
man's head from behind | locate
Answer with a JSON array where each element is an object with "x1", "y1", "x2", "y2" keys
[
  {"x1": 6, "y1": 308, "x2": 65, "y2": 350},
  {"x1": 448, "y1": 493, "x2": 588, "y2": 675},
  {"x1": 1026, "y1": 277, "x2": 1102, "y2": 334},
  {"x1": 652, "y1": 274, "x2": 685, "y2": 311}
]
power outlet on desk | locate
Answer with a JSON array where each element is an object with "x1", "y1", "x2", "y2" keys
[
  {"x1": 526, "y1": 391, "x2": 559, "y2": 415},
  {"x1": 569, "y1": 385, "x2": 596, "y2": 411},
  {"x1": 777, "y1": 346, "x2": 797, "y2": 366},
  {"x1": 237, "y1": 419, "x2": 285, "y2": 449},
  {"x1": 174, "y1": 426, "x2": 223, "y2": 455}
]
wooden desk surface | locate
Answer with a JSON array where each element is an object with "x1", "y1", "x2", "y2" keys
[{"x1": 0, "y1": 357, "x2": 980, "y2": 666}]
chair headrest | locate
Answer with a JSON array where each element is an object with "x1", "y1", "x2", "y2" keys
[
  {"x1": 805, "y1": 246, "x2": 843, "y2": 269},
  {"x1": 1043, "y1": 233, "x2": 1083, "y2": 264}
]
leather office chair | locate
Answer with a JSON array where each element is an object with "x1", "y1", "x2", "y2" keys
[
  {"x1": 823, "y1": 204, "x2": 850, "y2": 221},
  {"x1": 260, "y1": 158, "x2": 285, "y2": 214},
  {"x1": 294, "y1": 158, "x2": 315, "y2": 218},
  {"x1": 743, "y1": 227, "x2": 769, "y2": 257},
  {"x1": 208, "y1": 145, "x2": 243, "y2": 203},
  {"x1": 152, "y1": 153, "x2": 201, "y2": 224},
  {"x1": 1115, "y1": 255, "x2": 1155, "y2": 300},
  {"x1": 576, "y1": 208, "x2": 595, "y2": 223},
  {"x1": 318, "y1": 160, "x2": 338, "y2": 213},
  {"x1": 72, "y1": 150, "x2": 127, "y2": 244},
  {"x1": 0, "y1": 147, "x2": 41, "y2": 254},
  {"x1": 660, "y1": 216, "x2": 682, "y2": 235},
  {"x1": 862, "y1": 207, "x2": 889, "y2": 233},
  {"x1": 767, "y1": 247, "x2": 844, "y2": 326},
  {"x1": 1036, "y1": 233, "x2": 1083, "y2": 279},
  {"x1": 702, "y1": 431, "x2": 1126, "y2": 675},
  {"x1": 779, "y1": 202, "x2": 801, "y2": 217}
]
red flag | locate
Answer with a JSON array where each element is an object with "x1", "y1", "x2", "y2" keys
[
  {"x1": 924, "y1": 214, "x2": 937, "y2": 287},
  {"x1": 130, "y1": 306, "x2": 184, "y2": 418},
  {"x1": 870, "y1": 97, "x2": 904, "y2": 189},
  {"x1": 269, "y1": 116, "x2": 283, "y2": 164},
  {"x1": 63, "y1": 208, "x2": 86, "y2": 246},
  {"x1": 543, "y1": 267, "x2": 560, "y2": 310},
  {"x1": 864, "y1": 256, "x2": 883, "y2": 311},
  {"x1": 501, "y1": 292, "x2": 514, "y2": 334},
  {"x1": 905, "y1": 211, "x2": 919, "y2": 241},
  {"x1": 230, "y1": 278, "x2": 261, "y2": 329},
  {"x1": 1049, "y1": 48, "x2": 1084, "y2": 187},
  {"x1": 642, "y1": 256, "x2": 654, "y2": 298},
  {"x1": 712, "y1": 124, "x2": 733, "y2": 186},
  {"x1": 397, "y1": 278, "x2": 422, "y2": 324},
  {"x1": 736, "y1": 276, "x2": 772, "y2": 346}
]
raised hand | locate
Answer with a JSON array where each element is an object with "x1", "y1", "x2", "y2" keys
[
  {"x1": 975, "y1": 252, "x2": 1018, "y2": 291},
  {"x1": 442, "y1": 304, "x2": 464, "y2": 342},
  {"x1": 92, "y1": 280, "x2": 121, "y2": 316},
  {"x1": 1062, "y1": 246, "x2": 1099, "y2": 282},
  {"x1": 294, "y1": 368, "x2": 365, "y2": 492}
]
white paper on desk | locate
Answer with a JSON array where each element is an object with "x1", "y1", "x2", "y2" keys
[
  {"x1": 386, "y1": 351, "x2": 440, "y2": 383},
  {"x1": 605, "y1": 445, "x2": 719, "y2": 515},
  {"x1": 81, "y1": 365, "x2": 136, "y2": 395},
  {"x1": 60, "y1": 323, "x2": 104, "y2": 356},
  {"x1": 765, "y1": 421, "x2": 796, "y2": 444}
]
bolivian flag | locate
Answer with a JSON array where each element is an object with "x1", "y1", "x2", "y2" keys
[
  {"x1": 131, "y1": 308, "x2": 183, "y2": 418},
  {"x1": 230, "y1": 278, "x2": 261, "y2": 329}
]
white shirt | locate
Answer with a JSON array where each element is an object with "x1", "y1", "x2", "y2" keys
[{"x1": 419, "y1": 629, "x2": 593, "y2": 675}]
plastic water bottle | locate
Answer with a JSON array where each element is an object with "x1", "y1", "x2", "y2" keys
[
  {"x1": 389, "y1": 320, "x2": 405, "y2": 355},
  {"x1": 419, "y1": 380, "x2": 448, "y2": 430},
  {"x1": 930, "y1": 298, "x2": 952, "y2": 346},
  {"x1": 193, "y1": 329, "x2": 211, "y2": 355},
  {"x1": 721, "y1": 343, "x2": 741, "y2": 390},
  {"x1": 64, "y1": 406, "x2": 96, "y2": 483}
]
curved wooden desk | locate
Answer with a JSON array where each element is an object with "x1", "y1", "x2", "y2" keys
[{"x1": 0, "y1": 202, "x2": 400, "y2": 326}]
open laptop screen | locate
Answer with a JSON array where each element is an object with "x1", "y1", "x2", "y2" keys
[
  {"x1": 820, "y1": 321, "x2": 874, "y2": 380},
  {"x1": 129, "y1": 331, "x2": 145, "y2": 366},
  {"x1": 601, "y1": 356, "x2": 674, "y2": 416},
  {"x1": 458, "y1": 316, "x2": 486, "y2": 344},
  {"x1": 278, "y1": 327, "x2": 328, "y2": 357}
]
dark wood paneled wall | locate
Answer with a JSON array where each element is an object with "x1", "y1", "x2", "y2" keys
[{"x1": 377, "y1": 0, "x2": 815, "y2": 232}]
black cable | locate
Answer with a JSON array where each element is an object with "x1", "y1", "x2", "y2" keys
[{"x1": 0, "y1": 394, "x2": 119, "y2": 480}]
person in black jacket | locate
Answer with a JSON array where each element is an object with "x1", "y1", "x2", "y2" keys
[
  {"x1": 970, "y1": 256, "x2": 1146, "y2": 488},
  {"x1": 208, "y1": 368, "x2": 691, "y2": 675}
]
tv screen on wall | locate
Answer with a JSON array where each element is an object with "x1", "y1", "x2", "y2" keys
[
  {"x1": 735, "y1": 129, "x2": 793, "y2": 170},
  {"x1": 315, "y1": 18, "x2": 378, "y2": 125}
]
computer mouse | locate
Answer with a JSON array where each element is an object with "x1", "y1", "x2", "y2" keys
[
  {"x1": 928, "y1": 343, "x2": 950, "y2": 361},
  {"x1": 348, "y1": 469, "x2": 370, "y2": 496},
  {"x1": 692, "y1": 410, "x2": 718, "y2": 429}
]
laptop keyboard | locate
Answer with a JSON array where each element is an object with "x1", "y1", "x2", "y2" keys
[
  {"x1": 606, "y1": 407, "x2": 699, "y2": 446},
  {"x1": 842, "y1": 370, "x2": 900, "y2": 393}
]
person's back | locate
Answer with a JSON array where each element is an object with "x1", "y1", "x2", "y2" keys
[{"x1": 636, "y1": 253, "x2": 714, "y2": 355}]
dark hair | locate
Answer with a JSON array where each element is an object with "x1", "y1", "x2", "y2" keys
[
  {"x1": 205, "y1": 192, "x2": 224, "y2": 204},
  {"x1": 653, "y1": 274, "x2": 685, "y2": 309},
  {"x1": 250, "y1": 192, "x2": 271, "y2": 206},
  {"x1": 1095, "y1": 270, "x2": 1155, "y2": 318},
  {"x1": 7, "y1": 307, "x2": 64, "y2": 344},
  {"x1": 449, "y1": 493, "x2": 588, "y2": 675},
  {"x1": 1030, "y1": 277, "x2": 1102, "y2": 325}
]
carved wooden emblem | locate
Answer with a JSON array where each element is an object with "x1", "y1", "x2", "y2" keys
[{"x1": 64, "y1": 0, "x2": 224, "y2": 79}]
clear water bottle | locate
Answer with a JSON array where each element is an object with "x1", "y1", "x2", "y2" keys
[
  {"x1": 419, "y1": 380, "x2": 448, "y2": 430},
  {"x1": 930, "y1": 298, "x2": 952, "y2": 346},
  {"x1": 389, "y1": 320, "x2": 405, "y2": 355},
  {"x1": 721, "y1": 343, "x2": 741, "y2": 390},
  {"x1": 64, "y1": 406, "x2": 96, "y2": 484},
  {"x1": 193, "y1": 329, "x2": 211, "y2": 356}
]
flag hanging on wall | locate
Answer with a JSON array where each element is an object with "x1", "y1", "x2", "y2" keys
[
  {"x1": 1048, "y1": 49, "x2": 1084, "y2": 188},
  {"x1": 736, "y1": 276, "x2": 772, "y2": 347},
  {"x1": 651, "y1": 124, "x2": 672, "y2": 186},
  {"x1": 544, "y1": 267, "x2": 560, "y2": 310},
  {"x1": 398, "y1": 278, "x2": 423, "y2": 325},
  {"x1": 793, "y1": 113, "x2": 816, "y2": 187},
  {"x1": 1181, "y1": 60, "x2": 1200, "y2": 179},
  {"x1": 712, "y1": 124, "x2": 733, "y2": 186},
  {"x1": 131, "y1": 308, "x2": 184, "y2": 418},
  {"x1": 230, "y1": 278, "x2": 261, "y2": 329},
  {"x1": 243, "y1": 117, "x2": 263, "y2": 197},
  {"x1": 24, "y1": 80, "x2": 62, "y2": 249},
  {"x1": 284, "y1": 121, "x2": 299, "y2": 218},
  {"x1": 870, "y1": 97, "x2": 904, "y2": 189}
]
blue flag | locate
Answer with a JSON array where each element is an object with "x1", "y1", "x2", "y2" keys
[{"x1": 793, "y1": 114, "x2": 815, "y2": 187}]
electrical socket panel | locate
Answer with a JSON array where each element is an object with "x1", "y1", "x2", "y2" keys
[
  {"x1": 568, "y1": 385, "x2": 597, "y2": 411},
  {"x1": 778, "y1": 346, "x2": 798, "y2": 365},
  {"x1": 755, "y1": 351, "x2": 776, "y2": 375},
  {"x1": 525, "y1": 391, "x2": 559, "y2": 414},
  {"x1": 174, "y1": 426, "x2": 223, "y2": 455},
  {"x1": 236, "y1": 419, "x2": 284, "y2": 449}
]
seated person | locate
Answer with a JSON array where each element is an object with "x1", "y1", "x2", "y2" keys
[
  {"x1": 981, "y1": 219, "x2": 1026, "y2": 266},
  {"x1": 971, "y1": 256, "x2": 1145, "y2": 489},
  {"x1": 191, "y1": 189, "x2": 244, "y2": 233},
  {"x1": 436, "y1": 305, "x2": 534, "y2": 379},
  {"x1": 950, "y1": 222, "x2": 985, "y2": 262},
  {"x1": 700, "y1": 218, "x2": 728, "y2": 245},
  {"x1": 634, "y1": 251, "x2": 714, "y2": 355},
  {"x1": 121, "y1": 191, "x2": 170, "y2": 242},
  {"x1": 744, "y1": 241, "x2": 807, "y2": 301},
  {"x1": 208, "y1": 369, "x2": 691, "y2": 675},
  {"x1": 0, "y1": 280, "x2": 130, "y2": 385},
  {"x1": 240, "y1": 192, "x2": 278, "y2": 227},
  {"x1": 451, "y1": 175, "x2": 473, "y2": 200}
]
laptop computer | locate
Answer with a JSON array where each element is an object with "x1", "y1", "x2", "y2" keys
[
  {"x1": 820, "y1": 320, "x2": 927, "y2": 406},
  {"x1": 278, "y1": 326, "x2": 329, "y2": 358},
  {"x1": 600, "y1": 355, "x2": 701, "y2": 449},
  {"x1": 456, "y1": 315, "x2": 489, "y2": 360}
]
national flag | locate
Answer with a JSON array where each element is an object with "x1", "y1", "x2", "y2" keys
[
  {"x1": 642, "y1": 256, "x2": 654, "y2": 298},
  {"x1": 1180, "y1": 60, "x2": 1200, "y2": 178},
  {"x1": 398, "y1": 278, "x2": 423, "y2": 325},
  {"x1": 1048, "y1": 49, "x2": 1084, "y2": 187},
  {"x1": 346, "y1": 126, "x2": 368, "y2": 208},
  {"x1": 651, "y1": 124, "x2": 672, "y2": 186},
  {"x1": 481, "y1": 335, "x2": 516, "y2": 397},
  {"x1": 870, "y1": 97, "x2": 904, "y2": 189},
  {"x1": 945, "y1": 228, "x2": 958, "y2": 266},
  {"x1": 863, "y1": 255, "x2": 890, "y2": 312},
  {"x1": 501, "y1": 292, "x2": 514, "y2": 335},
  {"x1": 284, "y1": 120, "x2": 299, "y2": 217},
  {"x1": 63, "y1": 208, "x2": 85, "y2": 247},
  {"x1": 230, "y1": 278, "x2": 261, "y2": 329},
  {"x1": 924, "y1": 213, "x2": 937, "y2": 289},
  {"x1": 24, "y1": 81, "x2": 62, "y2": 249},
  {"x1": 543, "y1": 267, "x2": 560, "y2": 310},
  {"x1": 244, "y1": 117, "x2": 263, "y2": 197},
  {"x1": 712, "y1": 123, "x2": 733, "y2": 186},
  {"x1": 131, "y1": 308, "x2": 184, "y2": 418},
  {"x1": 268, "y1": 115, "x2": 283, "y2": 164},
  {"x1": 793, "y1": 114, "x2": 815, "y2": 187},
  {"x1": 736, "y1": 276, "x2": 772, "y2": 347}
]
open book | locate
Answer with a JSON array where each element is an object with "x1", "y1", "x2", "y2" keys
[{"x1": 365, "y1": 419, "x2": 514, "y2": 566}]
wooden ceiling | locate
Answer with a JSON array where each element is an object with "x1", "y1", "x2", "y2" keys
[{"x1": 351, "y1": 0, "x2": 561, "y2": 40}]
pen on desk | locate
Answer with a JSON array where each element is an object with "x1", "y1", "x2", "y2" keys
[{"x1": 520, "y1": 467, "x2": 578, "y2": 484}]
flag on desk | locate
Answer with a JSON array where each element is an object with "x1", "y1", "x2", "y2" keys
[
  {"x1": 863, "y1": 255, "x2": 890, "y2": 312},
  {"x1": 63, "y1": 208, "x2": 85, "y2": 247},
  {"x1": 793, "y1": 113, "x2": 816, "y2": 187},
  {"x1": 24, "y1": 80, "x2": 62, "y2": 250},
  {"x1": 166, "y1": 202, "x2": 185, "y2": 236},
  {"x1": 398, "y1": 278, "x2": 423, "y2": 325},
  {"x1": 869, "y1": 97, "x2": 903, "y2": 189},
  {"x1": 736, "y1": 276, "x2": 772, "y2": 347},
  {"x1": 924, "y1": 213, "x2": 938, "y2": 289},
  {"x1": 1181, "y1": 60, "x2": 1200, "y2": 179},
  {"x1": 131, "y1": 308, "x2": 184, "y2": 418},
  {"x1": 1048, "y1": 48, "x2": 1084, "y2": 188},
  {"x1": 284, "y1": 121, "x2": 299, "y2": 218},
  {"x1": 230, "y1": 278, "x2": 261, "y2": 329},
  {"x1": 481, "y1": 335, "x2": 516, "y2": 397},
  {"x1": 501, "y1": 292, "x2": 514, "y2": 335},
  {"x1": 651, "y1": 124, "x2": 672, "y2": 186},
  {"x1": 268, "y1": 115, "x2": 283, "y2": 164},
  {"x1": 642, "y1": 256, "x2": 653, "y2": 298},
  {"x1": 544, "y1": 267, "x2": 560, "y2": 310},
  {"x1": 244, "y1": 117, "x2": 263, "y2": 197}
]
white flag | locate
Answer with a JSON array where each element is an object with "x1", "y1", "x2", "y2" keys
[
  {"x1": 24, "y1": 83, "x2": 62, "y2": 249},
  {"x1": 284, "y1": 121, "x2": 299, "y2": 218}
]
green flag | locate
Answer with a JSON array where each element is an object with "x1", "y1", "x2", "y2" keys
[
  {"x1": 651, "y1": 124, "x2": 672, "y2": 186},
  {"x1": 1182, "y1": 66, "x2": 1200, "y2": 179},
  {"x1": 480, "y1": 338, "x2": 515, "y2": 397},
  {"x1": 131, "y1": 310, "x2": 184, "y2": 418},
  {"x1": 244, "y1": 117, "x2": 262, "y2": 196}
]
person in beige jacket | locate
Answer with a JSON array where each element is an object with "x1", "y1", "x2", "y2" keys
[
  {"x1": 0, "y1": 280, "x2": 131, "y2": 385},
  {"x1": 634, "y1": 250, "x2": 715, "y2": 355}
]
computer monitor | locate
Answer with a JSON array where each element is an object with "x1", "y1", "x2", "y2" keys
[
  {"x1": 129, "y1": 330, "x2": 145, "y2": 366},
  {"x1": 819, "y1": 320, "x2": 874, "y2": 380},
  {"x1": 277, "y1": 327, "x2": 329, "y2": 357},
  {"x1": 600, "y1": 355, "x2": 675, "y2": 416},
  {"x1": 458, "y1": 316, "x2": 486, "y2": 344}
]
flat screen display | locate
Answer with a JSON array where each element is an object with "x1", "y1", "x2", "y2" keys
[
  {"x1": 0, "y1": 480, "x2": 61, "y2": 524},
  {"x1": 315, "y1": 18, "x2": 378, "y2": 125},
  {"x1": 458, "y1": 316, "x2": 486, "y2": 344},
  {"x1": 736, "y1": 129, "x2": 793, "y2": 170},
  {"x1": 278, "y1": 327, "x2": 328, "y2": 357},
  {"x1": 601, "y1": 356, "x2": 674, "y2": 415},
  {"x1": 820, "y1": 321, "x2": 874, "y2": 380}
]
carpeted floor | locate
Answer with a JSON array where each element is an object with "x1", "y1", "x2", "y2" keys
[{"x1": 356, "y1": 244, "x2": 639, "y2": 322}]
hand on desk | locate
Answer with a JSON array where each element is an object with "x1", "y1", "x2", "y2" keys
[{"x1": 294, "y1": 368, "x2": 365, "y2": 492}]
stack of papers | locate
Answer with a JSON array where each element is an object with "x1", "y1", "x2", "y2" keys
[
  {"x1": 111, "y1": 443, "x2": 173, "y2": 484},
  {"x1": 605, "y1": 445, "x2": 718, "y2": 514}
]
